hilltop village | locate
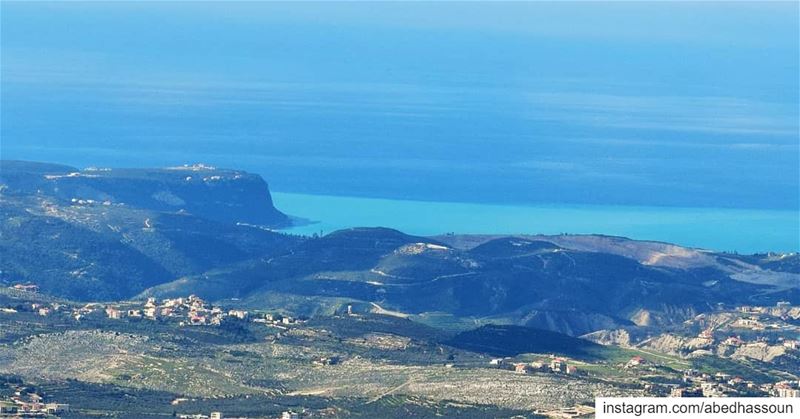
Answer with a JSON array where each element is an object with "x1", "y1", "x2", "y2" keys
[
  {"x1": 3, "y1": 285, "x2": 799, "y2": 418},
  {"x1": 4, "y1": 287, "x2": 303, "y2": 330}
]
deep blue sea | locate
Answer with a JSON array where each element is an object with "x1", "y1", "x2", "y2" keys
[
  {"x1": 2, "y1": 3, "x2": 798, "y2": 255},
  {"x1": 273, "y1": 192, "x2": 799, "y2": 254}
]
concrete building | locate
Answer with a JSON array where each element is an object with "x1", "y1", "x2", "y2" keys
[{"x1": 105, "y1": 307, "x2": 121, "y2": 319}]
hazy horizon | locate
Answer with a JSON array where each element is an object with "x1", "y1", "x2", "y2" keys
[{"x1": 2, "y1": 1, "x2": 799, "y2": 211}]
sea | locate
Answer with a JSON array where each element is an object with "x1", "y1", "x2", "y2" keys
[{"x1": 272, "y1": 192, "x2": 799, "y2": 254}]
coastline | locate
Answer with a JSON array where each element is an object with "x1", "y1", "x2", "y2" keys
[{"x1": 273, "y1": 192, "x2": 800, "y2": 254}]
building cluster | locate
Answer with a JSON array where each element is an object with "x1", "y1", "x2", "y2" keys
[
  {"x1": 102, "y1": 295, "x2": 307, "y2": 329},
  {"x1": 0, "y1": 390, "x2": 68, "y2": 417},
  {"x1": 491, "y1": 342, "x2": 799, "y2": 401},
  {"x1": 0, "y1": 298, "x2": 102, "y2": 322},
  {"x1": 726, "y1": 314, "x2": 796, "y2": 332},
  {"x1": 169, "y1": 163, "x2": 217, "y2": 171},
  {"x1": 497, "y1": 354, "x2": 659, "y2": 378},
  {"x1": 764, "y1": 381, "x2": 800, "y2": 398},
  {"x1": 103, "y1": 295, "x2": 240, "y2": 326},
  {"x1": 714, "y1": 335, "x2": 799, "y2": 358},
  {"x1": 670, "y1": 370, "x2": 800, "y2": 398},
  {"x1": 671, "y1": 370, "x2": 756, "y2": 397},
  {"x1": 737, "y1": 301, "x2": 798, "y2": 317},
  {"x1": 1, "y1": 292, "x2": 307, "y2": 334},
  {"x1": 681, "y1": 302, "x2": 800, "y2": 359},
  {"x1": 505, "y1": 357, "x2": 580, "y2": 376},
  {"x1": 623, "y1": 355, "x2": 648, "y2": 369},
  {"x1": 103, "y1": 295, "x2": 308, "y2": 329},
  {"x1": 733, "y1": 302, "x2": 800, "y2": 328},
  {"x1": 176, "y1": 412, "x2": 223, "y2": 419},
  {"x1": 177, "y1": 412, "x2": 224, "y2": 419},
  {"x1": 716, "y1": 334, "x2": 799, "y2": 350},
  {"x1": 69, "y1": 198, "x2": 114, "y2": 206},
  {"x1": 629, "y1": 358, "x2": 771, "y2": 398},
  {"x1": 252, "y1": 312, "x2": 303, "y2": 329},
  {"x1": 11, "y1": 284, "x2": 39, "y2": 293},
  {"x1": 104, "y1": 295, "x2": 218, "y2": 324},
  {"x1": 174, "y1": 410, "x2": 309, "y2": 419},
  {"x1": 279, "y1": 410, "x2": 314, "y2": 419},
  {"x1": 11, "y1": 302, "x2": 71, "y2": 319}
]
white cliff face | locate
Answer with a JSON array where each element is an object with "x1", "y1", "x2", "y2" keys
[
  {"x1": 639, "y1": 334, "x2": 690, "y2": 355},
  {"x1": 2, "y1": 162, "x2": 291, "y2": 228},
  {"x1": 731, "y1": 342, "x2": 788, "y2": 363},
  {"x1": 581, "y1": 329, "x2": 632, "y2": 347}
]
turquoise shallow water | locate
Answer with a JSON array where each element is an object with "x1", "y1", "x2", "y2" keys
[{"x1": 272, "y1": 192, "x2": 799, "y2": 254}]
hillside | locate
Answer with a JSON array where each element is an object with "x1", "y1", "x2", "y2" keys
[
  {"x1": 0, "y1": 161, "x2": 298, "y2": 300},
  {"x1": 0, "y1": 160, "x2": 290, "y2": 227},
  {"x1": 145, "y1": 229, "x2": 798, "y2": 336},
  {"x1": 2, "y1": 161, "x2": 797, "y2": 335}
]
